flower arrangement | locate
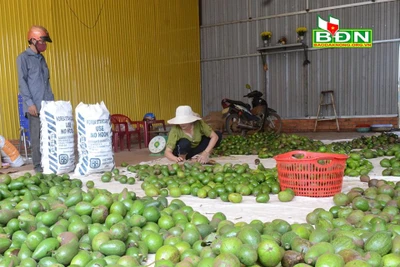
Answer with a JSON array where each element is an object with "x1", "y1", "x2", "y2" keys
[
  {"x1": 296, "y1": 27, "x2": 307, "y2": 36},
  {"x1": 260, "y1": 31, "x2": 272, "y2": 41}
]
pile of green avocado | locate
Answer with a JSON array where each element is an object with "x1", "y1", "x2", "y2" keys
[{"x1": 214, "y1": 132, "x2": 400, "y2": 158}]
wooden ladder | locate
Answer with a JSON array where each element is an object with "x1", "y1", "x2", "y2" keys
[{"x1": 314, "y1": 90, "x2": 340, "y2": 132}]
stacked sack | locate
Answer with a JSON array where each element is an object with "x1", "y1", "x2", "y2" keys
[
  {"x1": 75, "y1": 101, "x2": 114, "y2": 176},
  {"x1": 40, "y1": 101, "x2": 75, "y2": 174},
  {"x1": 38, "y1": 100, "x2": 114, "y2": 175}
]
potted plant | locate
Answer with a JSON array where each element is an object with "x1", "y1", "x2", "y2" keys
[
  {"x1": 296, "y1": 26, "x2": 307, "y2": 42},
  {"x1": 260, "y1": 31, "x2": 272, "y2": 46}
]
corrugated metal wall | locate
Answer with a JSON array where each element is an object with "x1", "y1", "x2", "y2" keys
[
  {"x1": 0, "y1": 0, "x2": 201, "y2": 140},
  {"x1": 200, "y1": 0, "x2": 400, "y2": 120}
]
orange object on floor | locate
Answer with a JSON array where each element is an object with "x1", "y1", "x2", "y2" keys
[{"x1": 110, "y1": 114, "x2": 142, "y2": 151}]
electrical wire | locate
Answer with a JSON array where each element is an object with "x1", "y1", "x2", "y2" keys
[{"x1": 65, "y1": 0, "x2": 106, "y2": 29}]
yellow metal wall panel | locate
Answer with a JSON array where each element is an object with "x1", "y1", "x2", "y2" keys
[
  {"x1": 155, "y1": 0, "x2": 202, "y2": 116},
  {"x1": 0, "y1": 0, "x2": 53, "y2": 139},
  {"x1": 0, "y1": 0, "x2": 200, "y2": 140}
]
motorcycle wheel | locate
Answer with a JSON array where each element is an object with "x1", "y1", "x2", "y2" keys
[
  {"x1": 264, "y1": 113, "x2": 282, "y2": 134},
  {"x1": 225, "y1": 113, "x2": 246, "y2": 135}
]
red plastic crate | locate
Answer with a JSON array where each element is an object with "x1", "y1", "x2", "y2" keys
[{"x1": 274, "y1": 150, "x2": 348, "y2": 197}]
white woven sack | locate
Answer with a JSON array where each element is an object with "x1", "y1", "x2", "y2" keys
[
  {"x1": 75, "y1": 101, "x2": 114, "y2": 176},
  {"x1": 40, "y1": 101, "x2": 75, "y2": 174}
]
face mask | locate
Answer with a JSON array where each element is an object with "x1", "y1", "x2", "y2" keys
[{"x1": 35, "y1": 42, "x2": 47, "y2": 52}]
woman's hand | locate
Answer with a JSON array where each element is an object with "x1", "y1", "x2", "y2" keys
[
  {"x1": 175, "y1": 156, "x2": 184, "y2": 162},
  {"x1": 165, "y1": 147, "x2": 184, "y2": 163},
  {"x1": 197, "y1": 151, "x2": 210, "y2": 164}
]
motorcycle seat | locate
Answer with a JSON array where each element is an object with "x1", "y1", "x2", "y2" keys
[{"x1": 224, "y1": 99, "x2": 251, "y2": 110}]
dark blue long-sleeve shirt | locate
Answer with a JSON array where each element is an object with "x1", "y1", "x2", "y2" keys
[{"x1": 16, "y1": 47, "x2": 54, "y2": 113}]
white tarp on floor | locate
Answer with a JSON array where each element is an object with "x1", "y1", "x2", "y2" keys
[
  {"x1": 70, "y1": 154, "x2": 394, "y2": 225},
  {"x1": 7, "y1": 139, "x2": 396, "y2": 266}
]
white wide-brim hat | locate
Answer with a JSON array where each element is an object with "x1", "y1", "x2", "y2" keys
[{"x1": 167, "y1": 105, "x2": 202, "y2": 125}]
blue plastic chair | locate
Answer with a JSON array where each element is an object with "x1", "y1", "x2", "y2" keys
[{"x1": 18, "y1": 94, "x2": 31, "y2": 159}]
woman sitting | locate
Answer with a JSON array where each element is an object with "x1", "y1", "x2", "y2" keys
[{"x1": 165, "y1": 105, "x2": 222, "y2": 164}]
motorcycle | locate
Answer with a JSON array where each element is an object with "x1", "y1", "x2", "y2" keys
[{"x1": 221, "y1": 84, "x2": 282, "y2": 135}]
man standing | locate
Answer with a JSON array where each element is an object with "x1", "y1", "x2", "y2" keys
[{"x1": 17, "y1": 25, "x2": 54, "y2": 173}]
